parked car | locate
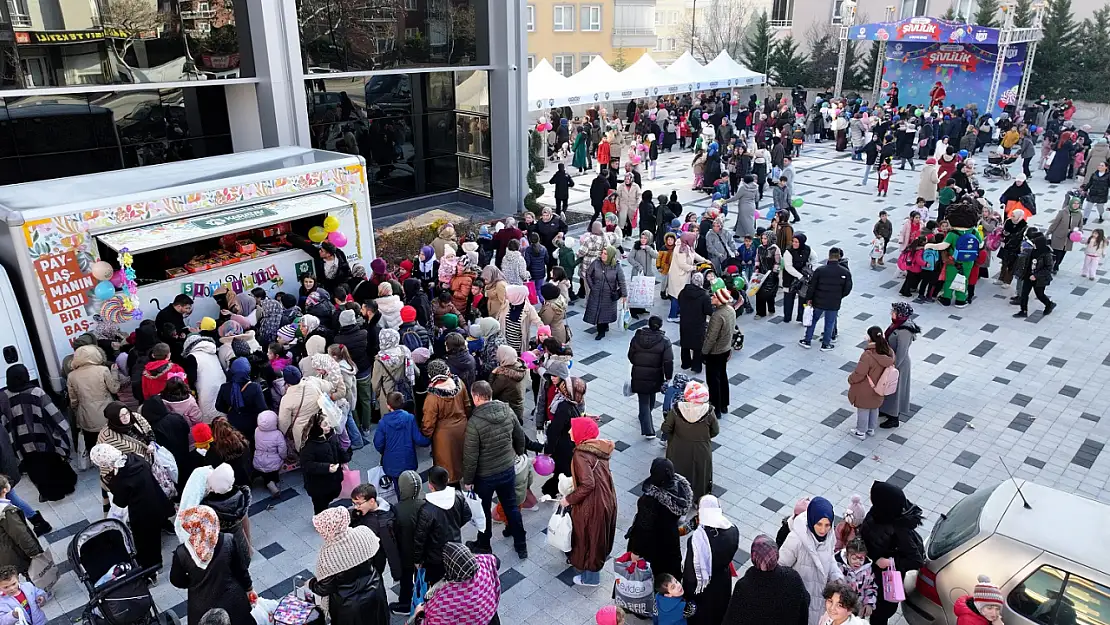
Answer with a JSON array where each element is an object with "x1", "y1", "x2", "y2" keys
[{"x1": 904, "y1": 479, "x2": 1109, "y2": 625}]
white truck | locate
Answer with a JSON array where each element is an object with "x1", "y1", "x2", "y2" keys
[{"x1": 0, "y1": 147, "x2": 375, "y2": 393}]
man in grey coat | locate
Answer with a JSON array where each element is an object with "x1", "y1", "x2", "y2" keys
[{"x1": 730, "y1": 174, "x2": 759, "y2": 238}]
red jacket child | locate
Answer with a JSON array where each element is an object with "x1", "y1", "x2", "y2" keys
[
  {"x1": 142, "y1": 344, "x2": 184, "y2": 400},
  {"x1": 877, "y1": 160, "x2": 893, "y2": 195},
  {"x1": 954, "y1": 576, "x2": 1005, "y2": 625}
]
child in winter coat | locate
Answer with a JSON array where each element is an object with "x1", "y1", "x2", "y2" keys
[
  {"x1": 653, "y1": 574, "x2": 694, "y2": 625},
  {"x1": 1081, "y1": 228, "x2": 1107, "y2": 280},
  {"x1": 835, "y1": 538, "x2": 878, "y2": 617},
  {"x1": 373, "y1": 392, "x2": 431, "y2": 481},
  {"x1": 437, "y1": 247, "x2": 459, "y2": 292},
  {"x1": 877, "y1": 157, "x2": 893, "y2": 197},
  {"x1": 0, "y1": 564, "x2": 48, "y2": 625},
  {"x1": 872, "y1": 210, "x2": 893, "y2": 266},
  {"x1": 549, "y1": 266, "x2": 573, "y2": 304},
  {"x1": 554, "y1": 233, "x2": 578, "y2": 284},
  {"x1": 737, "y1": 234, "x2": 758, "y2": 280},
  {"x1": 142, "y1": 343, "x2": 184, "y2": 400},
  {"x1": 835, "y1": 494, "x2": 866, "y2": 551},
  {"x1": 161, "y1": 377, "x2": 202, "y2": 426},
  {"x1": 953, "y1": 576, "x2": 1006, "y2": 625},
  {"x1": 253, "y1": 410, "x2": 287, "y2": 496}
]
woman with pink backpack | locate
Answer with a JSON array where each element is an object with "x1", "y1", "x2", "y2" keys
[{"x1": 846, "y1": 326, "x2": 896, "y2": 440}]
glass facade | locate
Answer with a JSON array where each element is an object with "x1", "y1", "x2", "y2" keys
[
  {"x1": 0, "y1": 84, "x2": 233, "y2": 185},
  {"x1": 297, "y1": 0, "x2": 488, "y2": 73},
  {"x1": 305, "y1": 68, "x2": 490, "y2": 202},
  {"x1": 0, "y1": 0, "x2": 253, "y2": 89}
]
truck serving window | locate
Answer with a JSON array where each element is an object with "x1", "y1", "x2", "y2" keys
[
  {"x1": 927, "y1": 484, "x2": 997, "y2": 560},
  {"x1": 93, "y1": 192, "x2": 351, "y2": 284}
]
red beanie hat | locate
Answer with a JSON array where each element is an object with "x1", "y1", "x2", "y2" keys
[
  {"x1": 191, "y1": 423, "x2": 213, "y2": 444},
  {"x1": 570, "y1": 417, "x2": 599, "y2": 444},
  {"x1": 400, "y1": 305, "x2": 417, "y2": 323}
]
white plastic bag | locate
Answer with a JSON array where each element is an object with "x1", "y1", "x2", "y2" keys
[
  {"x1": 465, "y1": 491, "x2": 486, "y2": 530},
  {"x1": 151, "y1": 443, "x2": 179, "y2": 483},
  {"x1": 251, "y1": 598, "x2": 279, "y2": 625},
  {"x1": 366, "y1": 466, "x2": 397, "y2": 504},
  {"x1": 951, "y1": 273, "x2": 967, "y2": 293},
  {"x1": 802, "y1": 305, "x2": 813, "y2": 327},
  {"x1": 546, "y1": 506, "x2": 573, "y2": 552},
  {"x1": 627, "y1": 275, "x2": 656, "y2": 309}
]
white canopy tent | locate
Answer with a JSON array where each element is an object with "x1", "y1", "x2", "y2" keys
[
  {"x1": 561, "y1": 56, "x2": 622, "y2": 99},
  {"x1": 528, "y1": 59, "x2": 571, "y2": 110},
  {"x1": 611, "y1": 53, "x2": 687, "y2": 99},
  {"x1": 702, "y1": 51, "x2": 765, "y2": 87}
]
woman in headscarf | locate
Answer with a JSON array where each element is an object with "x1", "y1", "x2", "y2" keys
[
  {"x1": 560, "y1": 417, "x2": 616, "y2": 587},
  {"x1": 667, "y1": 232, "x2": 707, "y2": 321},
  {"x1": 253, "y1": 291, "x2": 285, "y2": 348},
  {"x1": 584, "y1": 245, "x2": 627, "y2": 340},
  {"x1": 481, "y1": 265, "x2": 508, "y2": 320},
  {"x1": 199, "y1": 462, "x2": 252, "y2": 567},
  {"x1": 677, "y1": 272, "x2": 712, "y2": 374},
  {"x1": 182, "y1": 335, "x2": 225, "y2": 422},
  {"x1": 489, "y1": 344, "x2": 527, "y2": 421},
  {"x1": 279, "y1": 365, "x2": 333, "y2": 448},
  {"x1": 722, "y1": 535, "x2": 811, "y2": 625},
  {"x1": 684, "y1": 495, "x2": 740, "y2": 625},
  {"x1": 171, "y1": 505, "x2": 254, "y2": 625},
  {"x1": 96, "y1": 401, "x2": 154, "y2": 480},
  {"x1": 859, "y1": 481, "x2": 925, "y2": 625},
  {"x1": 140, "y1": 395, "x2": 191, "y2": 495},
  {"x1": 780, "y1": 496, "x2": 844, "y2": 625},
  {"x1": 498, "y1": 284, "x2": 542, "y2": 354},
  {"x1": 371, "y1": 329, "x2": 415, "y2": 414},
  {"x1": 65, "y1": 342, "x2": 119, "y2": 464},
  {"x1": 470, "y1": 317, "x2": 505, "y2": 379},
  {"x1": 2, "y1": 365, "x2": 76, "y2": 501},
  {"x1": 216, "y1": 320, "x2": 260, "y2": 371},
  {"x1": 415, "y1": 246, "x2": 440, "y2": 293},
  {"x1": 705, "y1": 218, "x2": 735, "y2": 273},
  {"x1": 878, "y1": 302, "x2": 920, "y2": 429},
  {"x1": 997, "y1": 208, "x2": 1028, "y2": 286},
  {"x1": 1046, "y1": 132, "x2": 1074, "y2": 183},
  {"x1": 662, "y1": 381, "x2": 718, "y2": 500},
  {"x1": 420, "y1": 359, "x2": 471, "y2": 485},
  {"x1": 626, "y1": 457, "x2": 693, "y2": 581},
  {"x1": 214, "y1": 357, "x2": 267, "y2": 442},
  {"x1": 416, "y1": 542, "x2": 501, "y2": 625},
  {"x1": 90, "y1": 444, "x2": 173, "y2": 574},
  {"x1": 541, "y1": 375, "x2": 585, "y2": 498},
  {"x1": 307, "y1": 506, "x2": 389, "y2": 624},
  {"x1": 300, "y1": 412, "x2": 349, "y2": 513}
]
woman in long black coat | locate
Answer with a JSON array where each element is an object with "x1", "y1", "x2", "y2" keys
[
  {"x1": 627, "y1": 317, "x2": 674, "y2": 437},
  {"x1": 859, "y1": 480, "x2": 926, "y2": 625},
  {"x1": 91, "y1": 445, "x2": 174, "y2": 572},
  {"x1": 1046, "y1": 138, "x2": 1074, "y2": 183},
  {"x1": 626, "y1": 458, "x2": 693, "y2": 581},
  {"x1": 300, "y1": 413, "x2": 351, "y2": 514},
  {"x1": 677, "y1": 273, "x2": 712, "y2": 374},
  {"x1": 684, "y1": 496, "x2": 741, "y2": 625},
  {"x1": 171, "y1": 506, "x2": 254, "y2": 625}
]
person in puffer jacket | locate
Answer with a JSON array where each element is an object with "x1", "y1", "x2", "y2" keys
[
  {"x1": 953, "y1": 576, "x2": 1006, "y2": 625},
  {"x1": 142, "y1": 343, "x2": 183, "y2": 400},
  {"x1": 200, "y1": 463, "x2": 252, "y2": 565},
  {"x1": 252, "y1": 410, "x2": 287, "y2": 496},
  {"x1": 524, "y1": 233, "x2": 549, "y2": 286},
  {"x1": 373, "y1": 392, "x2": 430, "y2": 481},
  {"x1": 375, "y1": 282, "x2": 404, "y2": 329}
]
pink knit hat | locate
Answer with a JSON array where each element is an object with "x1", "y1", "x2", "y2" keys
[
  {"x1": 793, "y1": 497, "x2": 812, "y2": 517},
  {"x1": 596, "y1": 606, "x2": 618, "y2": 625}
]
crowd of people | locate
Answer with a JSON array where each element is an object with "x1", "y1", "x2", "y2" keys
[{"x1": 0, "y1": 84, "x2": 1100, "y2": 625}]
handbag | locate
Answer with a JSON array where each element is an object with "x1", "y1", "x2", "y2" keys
[
  {"x1": 882, "y1": 565, "x2": 907, "y2": 602},
  {"x1": 28, "y1": 550, "x2": 57, "y2": 592},
  {"x1": 338, "y1": 468, "x2": 361, "y2": 499},
  {"x1": 151, "y1": 443, "x2": 179, "y2": 484},
  {"x1": 273, "y1": 595, "x2": 316, "y2": 625},
  {"x1": 366, "y1": 466, "x2": 397, "y2": 504},
  {"x1": 525, "y1": 280, "x2": 539, "y2": 305},
  {"x1": 546, "y1": 506, "x2": 573, "y2": 552},
  {"x1": 612, "y1": 553, "x2": 655, "y2": 617},
  {"x1": 802, "y1": 305, "x2": 813, "y2": 327},
  {"x1": 951, "y1": 273, "x2": 968, "y2": 293}
]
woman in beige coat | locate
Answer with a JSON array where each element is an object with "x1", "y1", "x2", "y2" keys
[
  {"x1": 666, "y1": 232, "x2": 707, "y2": 319},
  {"x1": 537, "y1": 283, "x2": 571, "y2": 344},
  {"x1": 66, "y1": 344, "x2": 120, "y2": 463},
  {"x1": 482, "y1": 265, "x2": 508, "y2": 320},
  {"x1": 497, "y1": 284, "x2": 542, "y2": 355},
  {"x1": 847, "y1": 326, "x2": 896, "y2": 440},
  {"x1": 917, "y1": 158, "x2": 941, "y2": 208},
  {"x1": 616, "y1": 174, "x2": 642, "y2": 236}
]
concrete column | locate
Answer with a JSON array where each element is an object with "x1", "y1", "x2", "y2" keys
[
  {"x1": 244, "y1": 0, "x2": 309, "y2": 147},
  {"x1": 487, "y1": 0, "x2": 527, "y2": 214},
  {"x1": 226, "y1": 82, "x2": 265, "y2": 152}
]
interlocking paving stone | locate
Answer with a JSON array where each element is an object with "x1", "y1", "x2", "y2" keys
[
  {"x1": 993, "y1": 377, "x2": 1011, "y2": 384},
  {"x1": 1077, "y1": 312, "x2": 1094, "y2": 320},
  {"x1": 733, "y1": 403, "x2": 759, "y2": 417},
  {"x1": 1009, "y1": 412, "x2": 1036, "y2": 433},
  {"x1": 578, "y1": 350, "x2": 610, "y2": 366},
  {"x1": 257, "y1": 542, "x2": 285, "y2": 559},
  {"x1": 500, "y1": 568, "x2": 526, "y2": 592},
  {"x1": 774, "y1": 394, "x2": 792, "y2": 403},
  {"x1": 888, "y1": 469, "x2": 915, "y2": 489},
  {"x1": 1030, "y1": 336, "x2": 1052, "y2": 349},
  {"x1": 969, "y1": 340, "x2": 996, "y2": 357},
  {"x1": 757, "y1": 451, "x2": 796, "y2": 476},
  {"x1": 762, "y1": 429, "x2": 783, "y2": 439},
  {"x1": 729, "y1": 373, "x2": 751, "y2": 385},
  {"x1": 1080, "y1": 412, "x2": 1102, "y2": 423},
  {"x1": 1007, "y1": 361, "x2": 1027, "y2": 372},
  {"x1": 1071, "y1": 439, "x2": 1105, "y2": 469},
  {"x1": 1047, "y1": 357, "x2": 1067, "y2": 368},
  {"x1": 613, "y1": 440, "x2": 631, "y2": 452},
  {"x1": 749, "y1": 343, "x2": 785, "y2": 361},
  {"x1": 923, "y1": 327, "x2": 946, "y2": 339},
  {"x1": 980, "y1": 323, "x2": 998, "y2": 333},
  {"x1": 761, "y1": 497, "x2": 785, "y2": 512},
  {"x1": 954, "y1": 450, "x2": 980, "y2": 469},
  {"x1": 837, "y1": 451, "x2": 865, "y2": 469},
  {"x1": 822, "y1": 408, "x2": 853, "y2": 428},
  {"x1": 953, "y1": 482, "x2": 977, "y2": 495},
  {"x1": 888, "y1": 434, "x2": 907, "y2": 444},
  {"x1": 931, "y1": 373, "x2": 957, "y2": 389},
  {"x1": 923, "y1": 353, "x2": 944, "y2": 364},
  {"x1": 1010, "y1": 393, "x2": 1033, "y2": 407},
  {"x1": 943, "y1": 412, "x2": 975, "y2": 433},
  {"x1": 1024, "y1": 456, "x2": 1047, "y2": 469},
  {"x1": 783, "y1": 369, "x2": 812, "y2": 385},
  {"x1": 1060, "y1": 385, "x2": 1081, "y2": 398}
]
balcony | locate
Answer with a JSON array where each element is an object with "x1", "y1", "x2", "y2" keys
[
  {"x1": 613, "y1": 26, "x2": 656, "y2": 48},
  {"x1": 180, "y1": 8, "x2": 216, "y2": 19},
  {"x1": 770, "y1": 19, "x2": 792, "y2": 28},
  {"x1": 6, "y1": 0, "x2": 31, "y2": 27}
]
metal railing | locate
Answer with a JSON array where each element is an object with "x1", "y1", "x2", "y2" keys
[
  {"x1": 6, "y1": 0, "x2": 31, "y2": 27},
  {"x1": 613, "y1": 26, "x2": 655, "y2": 35},
  {"x1": 770, "y1": 19, "x2": 792, "y2": 28},
  {"x1": 180, "y1": 8, "x2": 216, "y2": 19}
]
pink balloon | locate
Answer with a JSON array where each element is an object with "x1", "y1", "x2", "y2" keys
[
  {"x1": 545, "y1": 123, "x2": 553, "y2": 131},
  {"x1": 110, "y1": 269, "x2": 127, "y2": 288},
  {"x1": 702, "y1": 113, "x2": 709, "y2": 120},
  {"x1": 521, "y1": 350, "x2": 538, "y2": 369},
  {"x1": 533, "y1": 454, "x2": 555, "y2": 476},
  {"x1": 328, "y1": 231, "x2": 348, "y2": 247},
  {"x1": 754, "y1": 210, "x2": 762, "y2": 220},
  {"x1": 1069, "y1": 230, "x2": 1083, "y2": 242}
]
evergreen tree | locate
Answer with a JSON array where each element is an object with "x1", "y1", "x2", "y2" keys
[
  {"x1": 742, "y1": 11, "x2": 774, "y2": 76},
  {"x1": 806, "y1": 30, "x2": 839, "y2": 88},
  {"x1": 843, "y1": 40, "x2": 868, "y2": 90},
  {"x1": 1012, "y1": 0, "x2": 1035, "y2": 27},
  {"x1": 1030, "y1": 0, "x2": 1077, "y2": 99},
  {"x1": 1074, "y1": 6, "x2": 1110, "y2": 102},
  {"x1": 769, "y1": 36, "x2": 811, "y2": 87},
  {"x1": 941, "y1": 3, "x2": 958, "y2": 21},
  {"x1": 612, "y1": 46, "x2": 628, "y2": 71},
  {"x1": 973, "y1": 0, "x2": 1000, "y2": 26},
  {"x1": 857, "y1": 41, "x2": 881, "y2": 97}
]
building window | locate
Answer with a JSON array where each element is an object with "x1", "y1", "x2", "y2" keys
[
  {"x1": 405, "y1": 27, "x2": 420, "y2": 39},
  {"x1": 899, "y1": 0, "x2": 928, "y2": 18},
  {"x1": 654, "y1": 38, "x2": 676, "y2": 52},
  {"x1": 580, "y1": 5, "x2": 601, "y2": 31},
  {"x1": 404, "y1": 0, "x2": 417, "y2": 9},
  {"x1": 526, "y1": 55, "x2": 535, "y2": 71},
  {"x1": 526, "y1": 5, "x2": 535, "y2": 32},
  {"x1": 771, "y1": 0, "x2": 794, "y2": 22},
  {"x1": 613, "y1": 5, "x2": 654, "y2": 33},
  {"x1": 553, "y1": 5, "x2": 575, "y2": 31},
  {"x1": 581, "y1": 53, "x2": 600, "y2": 68},
  {"x1": 552, "y1": 54, "x2": 574, "y2": 76},
  {"x1": 831, "y1": 0, "x2": 845, "y2": 24}
]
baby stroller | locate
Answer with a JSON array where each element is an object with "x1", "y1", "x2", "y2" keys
[
  {"x1": 984, "y1": 149, "x2": 1018, "y2": 180},
  {"x1": 68, "y1": 519, "x2": 178, "y2": 625}
]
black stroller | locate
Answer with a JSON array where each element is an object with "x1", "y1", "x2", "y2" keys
[
  {"x1": 984, "y1": 149, "x2": 1019, "y2": 180},
  {"x1": 68, "y1": 519, "x2": 179, "y2": 625}
]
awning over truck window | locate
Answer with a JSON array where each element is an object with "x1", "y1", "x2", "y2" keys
[{"x1": 96, "y1": 192, "x2": 353, "y2": 254}]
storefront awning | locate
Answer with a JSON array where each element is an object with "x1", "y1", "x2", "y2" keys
[{"x1": 97, "y1": 192, "x2": 352, "y2": 255}]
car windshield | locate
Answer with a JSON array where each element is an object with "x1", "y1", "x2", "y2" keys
[{"x1": 928, "y1": 484, "x2": 998, "y2": 560}]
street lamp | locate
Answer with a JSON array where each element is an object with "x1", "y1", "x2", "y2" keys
[{"x1": 690, "y1": 0, "x2": 696, "y2": 55}]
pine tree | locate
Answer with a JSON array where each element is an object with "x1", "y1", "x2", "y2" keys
[
  {"x1": 941, "y1": 3, "x2": 958, "y2": 21},
  {"x1": 857, "y1": 41, "x2": 881, "y2": 97},
  {"x1": 806, "y1": 31, "x2": 839, "y2": 89},
  {"x1": 843, "y1": 40, "x2": 868, "y2": 90},
  {"x1": 973, "y1": 0, "x2": 1000, "y2": 26},
  {"x1": 769, "y1": 36, "x2": 811, "y2": 87},
  {"x1": 1074, "y1": 6, "x2": 1110, "y2": 102},
  {"x1": 1030, "y1": 0, "x2": 1077, "y2": 99},
  {"x1": 742, "y1": 11, "x2": 774, "y2": 76},
  {"x1": 612, "y1": 46, "x2": 628, "y2": 71},
  {"x1": 1012, "y1": 0, "x2": 1035, "y2": 27}
]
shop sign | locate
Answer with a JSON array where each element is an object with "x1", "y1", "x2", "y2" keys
[
  {"x1": 181, "y1": 264, "x2": 284, "y2": 298},
  {"x1": 15, "y1": 30, "x2": 106, "y2": 45},
  {"x1": 34, "y1": 251, "x2": 94, "y2": 314},
  {"x1": 191, "y1": 206, "x2": 278, "y2": 230},
  {"x1": 200, "y1": 53, "x2": 241, "y2": 69}
]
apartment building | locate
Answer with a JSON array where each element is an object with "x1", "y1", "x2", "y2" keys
[
  {"x1": 526, "y1": 0, "x2": 656, "y2": 75},
  {"x1": 652, "y1": 0, "x2": 684, "y2": 63}
]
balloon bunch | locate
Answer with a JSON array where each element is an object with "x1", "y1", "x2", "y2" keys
[
  {"x1": 535, "y1": 116, "x2": 553, "y2": 133},
  {"x1": 118, "y1": 248, "x2": 142, "y2": 320},
  {"x1": 309, "y1": 215, "x2": 348, "y2": 247}
]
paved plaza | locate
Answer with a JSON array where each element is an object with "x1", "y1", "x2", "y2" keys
[{"x1": 39, "y1": 140, "x2": 1109, "y2": 624}]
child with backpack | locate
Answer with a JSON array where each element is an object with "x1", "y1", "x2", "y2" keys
[
  {"x1": 847, "y1": 326, "x2": 896, "y2": 440},
  {"x1": 373, "y1": 392, "x2": 430, "y2": 481},
  {"x1": 791, "y1": 124, "x2": 804, "y2": 157},
  {"x1": 898, "y1": 236, "x2": 928, "y2": 297}
]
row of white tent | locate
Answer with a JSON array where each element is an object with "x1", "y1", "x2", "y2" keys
[{"x1": 528, "y1": 50, "x2": 766, "y2": 112}]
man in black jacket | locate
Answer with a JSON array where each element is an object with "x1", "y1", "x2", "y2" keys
[
  {"x1": 548, "y1": 163, "x2": 575, "y2": 215},
  {"x1": 413, "y1": 466, "x2": 471, "y2": 586},
  {"x1": 589, "y1": 170, "x2": 610, "y2": 230},
  {"x1": 800, "y1": 247, "x2": 853, "y2": 351}
]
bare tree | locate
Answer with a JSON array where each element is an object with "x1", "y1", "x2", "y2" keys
[
  {"x1": 298, "y1": 0, "x2": 407, "y2": 70},
  {"x1": 102, "y1": 0, "x2": 165, "y2": 64},
  {"x1": 678, "y1": 0, "x2": 753, "y2": 62}
]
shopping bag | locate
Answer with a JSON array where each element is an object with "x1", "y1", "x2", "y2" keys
[
  {"x1": 612, "y1": 553, "x2": 655, "y2": 617},
  {"x1": 366, "y1": 466, "x2": 397, "y2": 505},
  {"x1": 525, "y1": 281, "x2": 539, "y2": 305},
  {"x1": 273, "y1": 595, "x2": 316, "y2": 625},
  {"x1": 546, "y1": 506, "x2": 573, "y2": 552},
  {"x1": 802, "y1": 305, "x2": 813, "y2": 327},
  {"x1": 465, "y1": 491, "x2": 486, "y2": 530},
  {"x1": 617, "y1": 299, "x2": 632, "y2": 331},
  {"x1": 951, "y1": 273, "x2": 968, "y2": 293},
  {"x1": 338, "y1": 468, "x2": 361, "y2": 500},
  {"x1": 251, "y1": 598, "x2": 280, "y2": 625},
  {"x1": 746, "y1": 272, "x2": 766, "y2": 298},
  {"x1": 882, "y1": 565, "x2": 906, "y2": 602},
  {"x1": 28, "y1": 550, "x2": 57, "y2": 592},
  {"x1": 151, "y1": 443, "x2": 179, "y2": 483},
  {"x1": 410, "y1": 568, "x2": 428, "y2": 615},
  {"x1": 627, "y1": 275, "x2": 656, "y2": 309}
]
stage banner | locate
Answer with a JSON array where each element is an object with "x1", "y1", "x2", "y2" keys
[
  {"x1": 852, "y1": 17, "x2": 1000, "y2": 45},
  {"x1": 880, "y1": 41, "x2": 1027, "y2": 115}
]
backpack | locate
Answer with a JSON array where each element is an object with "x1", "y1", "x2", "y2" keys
[
  {"x1": 869, "y1": 364, "x2": 900, "y2": 396},
  {"x1": 387, "y1": 364, "x2": 414, "y2": 404},
  {"x1": 897, "y1": 249, "x2": 915, "y2": 271},
  {"x1": 986, "y1": 227, "x2": 1003, "y2": 251},
  {"x1": 922, "y1": 248, "x2": 939, "y2": 270},
  {"x1": 954, "y1": 231, "x2": 981, "y2": 263},
  {"x1": 401, "y1": 326, "x2": 424, "y2": 352}
]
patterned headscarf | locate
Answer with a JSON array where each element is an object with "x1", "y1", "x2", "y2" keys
[
  {"x1": 427, "y1": 359, "x2": 450, "y2": 379},
  {"x1": 218, "y1": 320, "x2": 243, "y2": 338},
  {"x1": 751, "y1": 534, "x2": 779, "y2": 571},
  {"x1": 90, "y1": 443, "x2": 126, "y2": 470},
  {"x1": 891, "y1": 302, "x2": 914, "y2": 319},
  {"x1": 442, "y1": 542, "x2": 479, "y2": 582},
  {"x1": 411, "y1": 347, "x2": 432, "y2": 364},
  {"x1": 180, "y1": 505, "x2": 221, "y2": 568},
  {"x1": 379, "y1": 328, "x2": 400, "y2": 350},
  {"x1": 313, "y1": 505, "x2": 351, "y2": 542},
  {"x1": 683, "y1": 381, "x2": 709, "y2": 404}
]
